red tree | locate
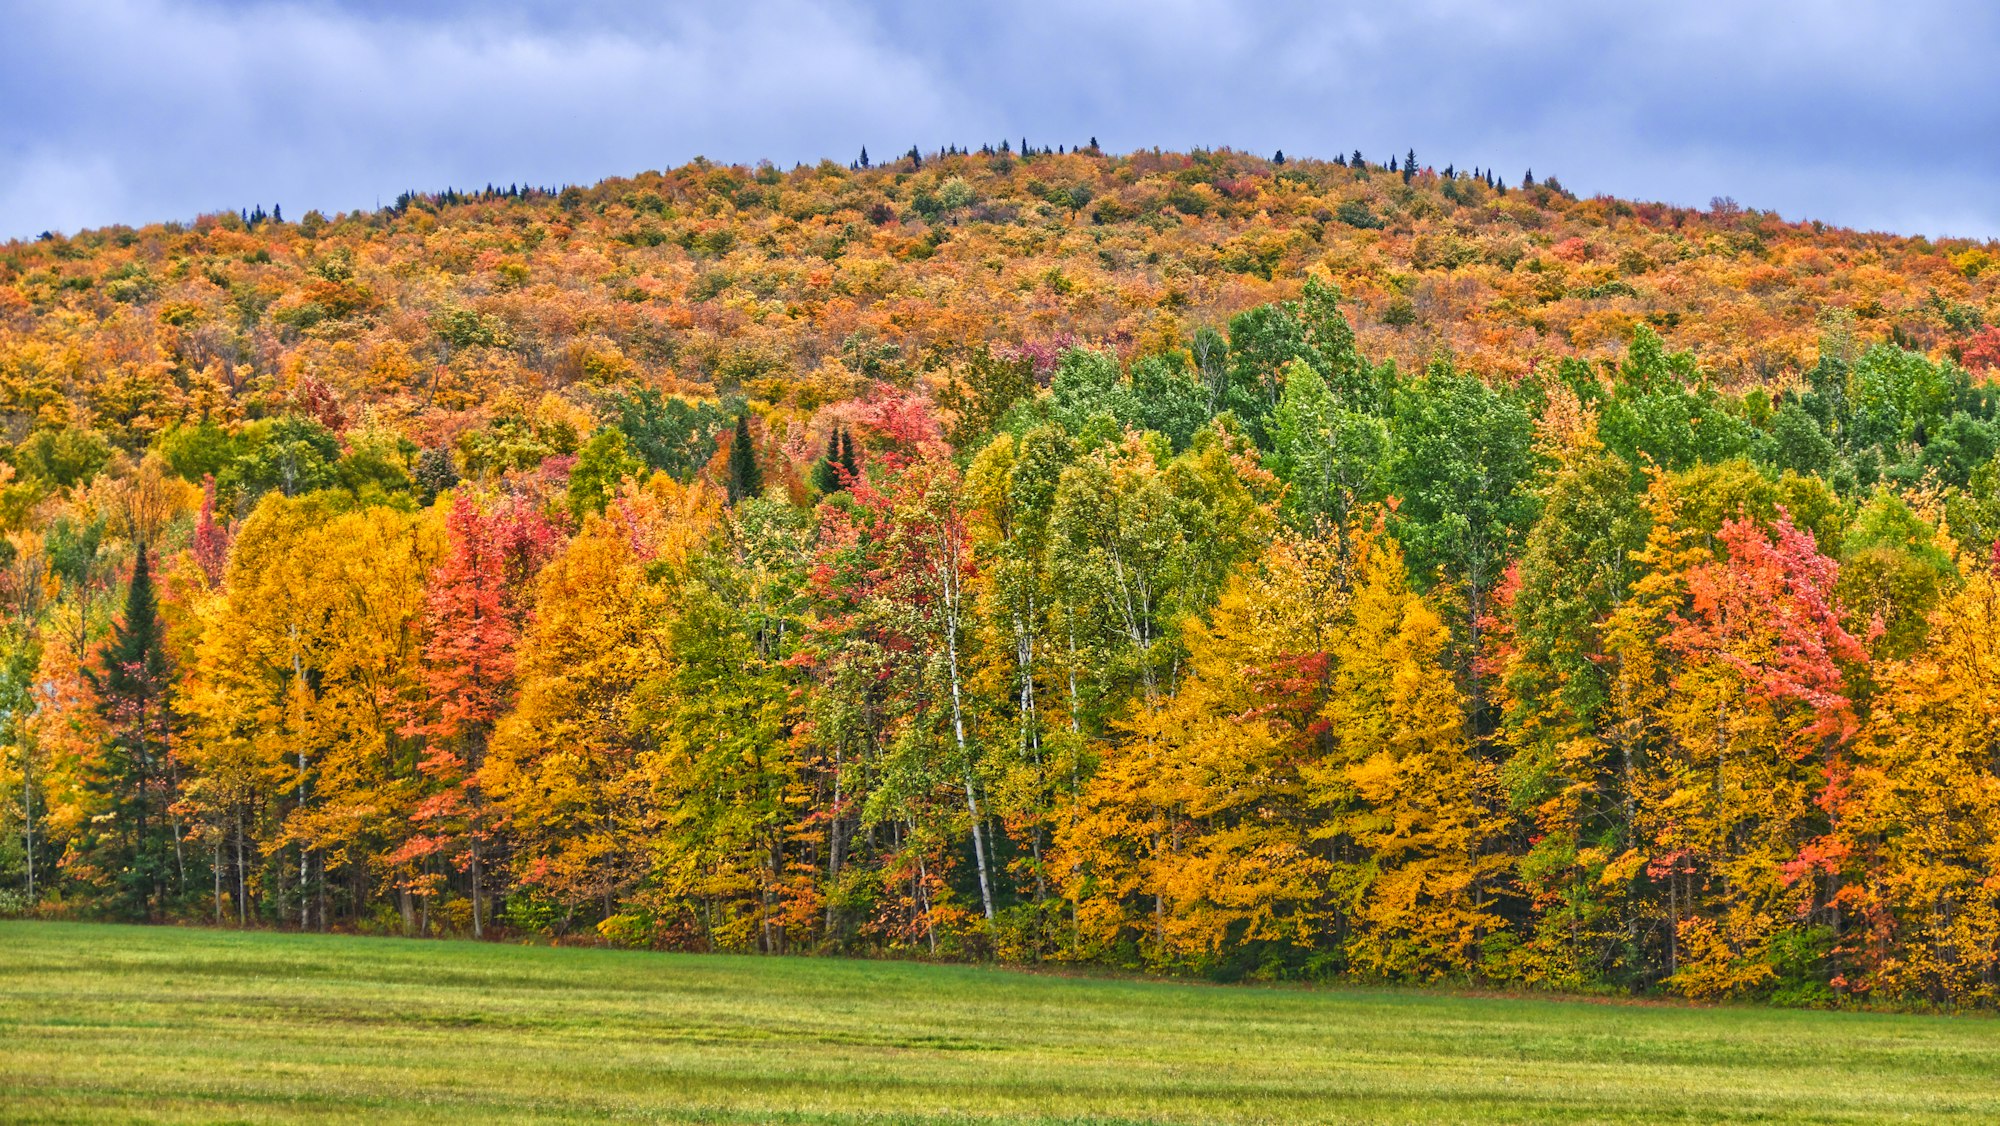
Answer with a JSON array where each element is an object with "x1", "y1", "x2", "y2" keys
[{"x1": 393, "y1": 493, "x2": 559, "y2": 935}]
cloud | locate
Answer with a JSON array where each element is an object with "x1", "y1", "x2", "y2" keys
[{"x1": 3, "y1": 0, "x2": 1997, "y2": 241}]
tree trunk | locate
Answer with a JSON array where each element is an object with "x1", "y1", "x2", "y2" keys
[{"x1": 942, "y1": 553, "x2": 994, "y2": 923}]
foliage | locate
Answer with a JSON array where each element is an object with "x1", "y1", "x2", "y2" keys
[{"x1": 7, "y1": 148, "x2": 2000, "y2": 1008}]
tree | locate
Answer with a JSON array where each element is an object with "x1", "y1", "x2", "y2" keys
[
  {"x1": 1609, "y1": 498, "x2": 1868, "y2": 1000},
  {"x1": 568, "y1": 427, "x2": 645, "y2": 520},
  {"x1": 1490, "y1": 404, "x2": 1651, "y2": 986},
  {"x1": 1313, "y1": 529, "x2": 1512, "y2": 980},
  {"x1": 82, "y1": 545, "x2": 180, "y2": 918},
  {"x1": 1387, "y1": 359, "x2": 1537, "y2": 716},
  {"x1": 485, "y1": 479, "x2": 719, "y2": 927},
  {"x1": 1268, "y1": 359, "x2": 1388, "y2": 541},
  {"x1": 394, "y1": 494, "x2": 557, "y2": 937},
  {"x1": 1058, "y1": 532, "x2": 1346, "y2": 974},
  {"x1": 1844, "y1": 564, "x2": 2000, "y2": 1003},
  {"x1": 634, "y1": 497, "x2": 812, "y2": 952},
  {"x1": 726, "y1": 414, "x2": 764, "y2": 504}
]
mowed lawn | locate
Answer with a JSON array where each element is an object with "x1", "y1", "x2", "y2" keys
[{"x1": 1, "y1": 923, "x2": 1997, "y2": 1124}]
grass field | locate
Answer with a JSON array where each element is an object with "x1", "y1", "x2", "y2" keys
[{"x1": 2, "y1": 923, "x2": 1997, "y2": 1124}]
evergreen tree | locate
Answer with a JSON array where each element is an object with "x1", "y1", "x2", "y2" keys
[
  {"x1": 812, "y1": 428, "x2": 845, "y2": 494},
  {"x1": 727, "y1": 413, "x2": 763, "y2": 504},
  {"x1": 1273, "y1": 149, "x2": 1286, "y2": 165},
  {"x1": 859, "y1": 146, "x2": 870, "y2": 169},
  {"x1": 84, "y1": 545, "x2": 180, "y2": 919},
  {"x1": 1404, "y1": 149, "x2": 1417, "y2": 184}
]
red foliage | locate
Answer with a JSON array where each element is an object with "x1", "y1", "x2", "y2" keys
[
  {"x1": 191, "y1": 475, "x2": 231, "y2": 587},
  {"x1": 1964, "y1": 325, "x2": 2000, "y2": 375},
  {"x1": 1665, "y1": 511, "x2": 1868, "y2": 745}
]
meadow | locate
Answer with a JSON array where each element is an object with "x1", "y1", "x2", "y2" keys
[{"x1": 2, "y1": 922, "x2": 1997, "y2": 1123}]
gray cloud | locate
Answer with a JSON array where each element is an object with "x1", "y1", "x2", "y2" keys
[{"x1": 4, "y1": 0, "x2": 1997, "y2": 241}]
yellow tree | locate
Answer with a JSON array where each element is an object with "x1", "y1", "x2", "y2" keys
[
  {"x1": 1844, "y1": 564, "x2": 2000, "y2": 1004},
  {"x1": 484, "y1": 476, "x2": 719, "y2": 930},
  {"x1": 1057, "y1": 531, "x2": 1348, "y2": 975},
  {"x1": 178, "y1": 494, "x2": 437, "y2": 930},
  {"x1": 1315, "y1": 531, "x2": 1513, "y2": 981}
]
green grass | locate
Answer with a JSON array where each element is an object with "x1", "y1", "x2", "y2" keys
[{"x1": 1, "y1": 923, "x2": 1996, "y2": 1124}]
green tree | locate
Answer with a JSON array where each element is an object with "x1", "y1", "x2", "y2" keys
[
  {"x1": 82, "y1": 546, "x2": 183, "y2": 918},
  {"x1": 726, "y1": 414, "x2": 763, "y2": 504},
  {"x1": 1387, "y1": 359, "x2": 1537, "y2": 714},
  {"x1": 568, "y1": 427, "x2": 645, "y2": 520}
]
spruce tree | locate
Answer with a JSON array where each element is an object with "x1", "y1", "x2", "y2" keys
[
  {"x1": 85, "y1": 545, "x2": 178, "y2": 918},
  {"x1": 726, "y1": 413, "x2": 763, "y2": 503},
  {"x1": 812, "y1": 427, "x2": 844, "y2": 494},
  {"x1": 839, "y1": 428, "x2": 859, "y2": 482},
  {"x1": 1404, "y1": 149, "x2": 1417, "y2": 183}
]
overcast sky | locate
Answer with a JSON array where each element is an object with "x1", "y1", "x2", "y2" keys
[{"x1": 5, "y1": 0, "x2": 1998, "y2": 243}]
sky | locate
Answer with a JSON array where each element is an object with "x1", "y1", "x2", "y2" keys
[{"x1": 4, "y1": 0, "x2": 1999, "y2": 243}]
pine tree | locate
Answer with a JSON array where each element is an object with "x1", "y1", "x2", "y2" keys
[
  {"x1": 727, "y1": 413, "x2": 763, "y2": 504},
  {"x1": 1273, "y1": 149, "x2": 1286, "y2": 165},
  {"x1": 1404, "y1": 149, "x2": 1417, "y2": 184},
  {"x1": 859, "y1": 146, "x2": 870, "y2": 169}
]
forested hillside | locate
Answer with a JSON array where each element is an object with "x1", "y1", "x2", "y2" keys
[{"x1": 5, "y1": 144, "x2": 2000, "y2": 1007}]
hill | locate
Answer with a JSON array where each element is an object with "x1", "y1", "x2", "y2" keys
[
  {"x1": 5, "y1": 148, "x2": 2000, "y2": 1008},
  {"x1": 4, "y1": 146, "x2": 1995, "y2": 450}
]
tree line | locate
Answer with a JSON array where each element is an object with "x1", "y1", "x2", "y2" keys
[{"x1": 9, "y1": 281, "x2": 2000, "y2": 1009}]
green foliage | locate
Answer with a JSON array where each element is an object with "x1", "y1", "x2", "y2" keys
[
  {"x1": 14, "y1": 427, "x2": 111, "y2": 489},
  {"x1": 222, "y1": 416, "x2": 341, "y2": 500},
  {"x1": 1387, "y1": 359, "x2": 1537, "y2": 615},
  {"x1": 567, "y1": 427, "x2": 645, "y2": 519},
  {"x1": 725, "y1": 414, "x2": 763, "y2": 503},
  {"x1": 607, "y1": 388, "x2": 728, "y2": 481}
]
